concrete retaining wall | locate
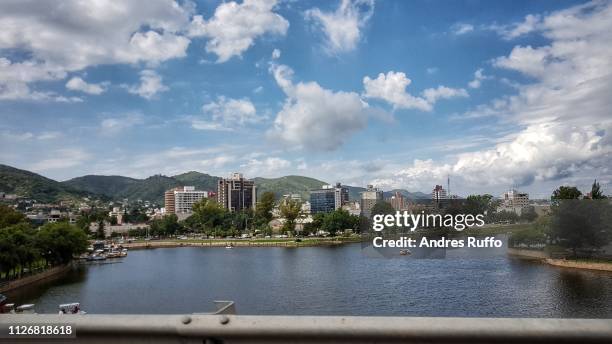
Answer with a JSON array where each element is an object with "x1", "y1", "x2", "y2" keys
[{"x1": 0, "y1": 264, "x2": 72, "y2": 293}]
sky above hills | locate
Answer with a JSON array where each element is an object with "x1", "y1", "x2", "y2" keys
[{"x1": 1, "y1": 0, "x2": 611, "y2": 198}]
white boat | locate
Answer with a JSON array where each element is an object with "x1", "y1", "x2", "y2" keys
[
  {"x1": 225, "y1": 244, "x2": 234, "y2": 249},
  {"x1": 59, "y1": 303, "x2": 86, "y2": 315},
  {"x1": 16, "y1": 304, "x2": 36, "y2": 314}
]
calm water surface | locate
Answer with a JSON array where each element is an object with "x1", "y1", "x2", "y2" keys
[{"x1": 7, "y1": 244, "x2": 612, "y2": 317}]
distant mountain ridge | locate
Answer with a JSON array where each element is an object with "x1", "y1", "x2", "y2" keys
[
  {"x1": 0, "y1": 164, "x2": 97, "y2": 203},
  {"x1": 63, "y1": 172, "x2": 220, "y2": 204},
  {"x1": 0, "y1": 164, "x2": 429, "y2": 204}
]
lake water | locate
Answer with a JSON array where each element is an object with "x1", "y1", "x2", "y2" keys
[{"x1": 7, "y1": 244, "x2": 612, "y2": 317}]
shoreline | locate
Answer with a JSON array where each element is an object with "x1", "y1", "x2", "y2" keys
[
  {"x1": 123, "y1": 238, "x2": 361, "y2": 250},
  {"x1": 507, "y1": 248, "x2": 612, "y2": 272}
]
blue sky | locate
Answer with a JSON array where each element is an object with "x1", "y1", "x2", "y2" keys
[{"x1": 1, "y1": 0, "x2": 611, "y2": 198}]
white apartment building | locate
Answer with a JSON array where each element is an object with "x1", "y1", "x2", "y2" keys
[{"x1": 164, "y1": 186, "x2": 209, "y2": 215}]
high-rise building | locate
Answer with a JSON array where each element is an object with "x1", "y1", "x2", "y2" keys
[
  {"x1": 217, "y1": 173, "x2": 257, "y2": 212},
  {"x1": 432, "y1": 185, "x2": 447, "y2": 206},
  {"x1": 360, "y1": 185, "x2": 383, "y2": 218},
  {"x1": 388, "y1": 191, "x2": 406, "y2": 211},
  {"x1": 310, "y1": 183, "x2": 348, "y2": 214},
  {"x1": 164, "y1": 186, "x2": 209, "y2": 215}
]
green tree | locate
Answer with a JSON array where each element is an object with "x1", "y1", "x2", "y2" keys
[
  {"x1": 590, "y1": 179, "x2": 607, "y2": 199},
  {"x1": 279, "y1": 199, "x2": 301, "y2": 233},
  {"x1": 549, "y1": 199, "x2": 611, "y2": 257},
  {"x1": 187, "y1": 199, "x2": 228, "y2": 232},
  {"x1": 321, "y1": 209, "x2": 359, "y2": 236},
  {"x1": 551, "y1": 186, "x2": 582, "y2": 202},
  {"x1": 35, "y1": 222, "x2": 88, "y2": 265},
  {"x1": 255, "y1": 192, "x2": 275, "y2": 226},
  {"x1": 0, "y1": 223, "x2": 39, "y2": 278},
  {"x1": 0, "y1": 204, "x2": 27, "y2": 228}
]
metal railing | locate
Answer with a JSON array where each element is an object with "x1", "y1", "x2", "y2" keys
[{"x1": 1, "y1": 314, "x2": 611, "y2": 343}]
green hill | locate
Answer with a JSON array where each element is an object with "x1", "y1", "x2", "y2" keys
[
  {"x1": 0, "y1": 164, "x2": 95, "y2": 203},
  {"x1": 63, "y1": 171, "x2": 219, "y2": 204},
  {"x1": 173, "y1": 171, "x2": 219, "y2": 192},
  {"x1": 254, "y1": 175, "x2": 326, "y2": 200},
  {"x1": 62, "y1": 175, "x2": 140, "y2": 198}
]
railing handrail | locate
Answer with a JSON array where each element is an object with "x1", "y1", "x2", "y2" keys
[{"x1": 1, "y1": 315, "x2": 611, "y2": 343}]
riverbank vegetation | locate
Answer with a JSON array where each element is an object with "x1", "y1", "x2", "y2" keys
[
  {"x1": 0, "y1": 205, "x2": 88, "y2": 280},
  {"x1": 509, "y1": 181, "x2": 611, "y2": 260}
]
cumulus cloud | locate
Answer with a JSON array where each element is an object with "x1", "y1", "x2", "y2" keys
[
  {"x1": 268, "y1": 63, "x2": 368, "y2": 151},
  {"x1": 363, "y1": 71, "x2": 467, "y2": 111},
  {"x1": 380, "y1": 1, "x2": 612, "y2": 193},
  {"x1": 0, "y1": 0, "x2": 191, "y2": 100},
  {"x1": 65, "y1": 77, "x2": 107, "y2": 95},
  {"x1": 188, "y1": 0, "x2": 289, "y2": 63},
  {"x1": 192, "y1": 96, "x2": 263, "y2": 130},
  {"x1": 125, "y1": 70, "x2": 168, "y2": 99},
  {"x1": 271, "y1": 48, "x2": 281, "y2": 59},
  {"x1": 305, "y1": 0, "x2": 374, "y2": 54}
]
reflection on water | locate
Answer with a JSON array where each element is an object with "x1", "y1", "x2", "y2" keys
[{"x1": 7, "y1": 244, "x2": 612, "y2": 317}]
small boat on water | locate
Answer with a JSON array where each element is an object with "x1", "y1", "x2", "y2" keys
[
  {"x1": 86, "y1": 252, "x2": 107, "y2": 261},
  {"x1": 59, "y1": 303, "x2": 86, "y2": 315},
  {"x1": 225, "y1": 243, "x2": 234, "y2": 249},
  {"x1": 399, "y1": 249, "x2": 412, "y2": 256}
]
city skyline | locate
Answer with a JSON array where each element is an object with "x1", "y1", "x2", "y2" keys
[{"x1": 1, "y1": 0, "x2": 611, "y2": 199}]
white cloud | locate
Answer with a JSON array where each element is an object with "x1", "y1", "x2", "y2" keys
[
  {"x1": 202, "y1": 96, "x2": 262, "y2": 125},
  {"x1": 422, "y1": 86, "x2": 468, "y2": 104},
  {"x1": 190, "y1": 120, "x2": 233, "y2": 132},
  {"x1": 452, "y1": 23, "x2": 474, "y2": 35},
  {"x1": 29, "y1": 148, "x2": 90, "y2": 171},
  {"x1": 377, "y1": 123, "x2": 610, "y2": 192},
  {"x1": 468, "y1": 68, "x2": 489, "y2": 89},
  {"x1": 126, "y1": 70, "x2": 168, "y2": 99},
  {"x1": 305, "y1": 0, "x2": 374, "y2": 54},
  {"x1": 363, "y1": 71, "x2": 431, "y2": 111},
  {"x1": 188, "y1": 0, "x2": 289, "y2": 63},
  {"x1": 65, "y1": 77, "x2": 107, "y2": 95},
  {"x1": 362, "y1": 71, "x2": 467, "y2": 111},
  {"x1": 0, "y1": 0, "x2": 191, "y2": 100},
  {"x1": 268, "y1": 63, "x2": 368, "y2": 151},
  {"x1": 100, "y1": 113, "x2": 144, "y2": 136},
  {"x1": 426, "y1": 67, "x2": 439, "y2": 75},
  {"x1": 272, "y1": 48, "x2": 281, "y2": 59},
  {"x1": 492, "y1": 14, "x2": 542, "y2": 40}
]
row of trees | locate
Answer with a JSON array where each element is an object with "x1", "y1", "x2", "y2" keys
[
  {"x1": 140, "y1": 191, "x2": 361, "y2": 237},
  {"x1": 0, "y1": 205, "x2": 88, "y2": 280}
]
